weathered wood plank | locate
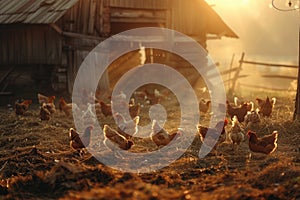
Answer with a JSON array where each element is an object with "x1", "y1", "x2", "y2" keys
[
  {"x1": 88, "y1": 0, "x2": 97, "y2": 34},
  {"x1": 82, "y1": 0, "x2": 89, "y2": 34},
  {"x1": 0, "y1": 92, "x2": 13, "y2": 96},
  {"x1": 230, "y1": 52, "x2": 244, "y2": 93},
  {"x1": 294, "y1": 30, "x2": 300, "y2": 120},
  {"x1": 110, "y1": 0, "x2": 168, "y2": 9},
  {"x1": 0, "y1": 66, "x2": 15, "y2": 86},
  {"x1": 110, "y1": 18, "x2": 166, "y2": 23},
  {"x1": 261, "y1": 75, "x2": 297, "y2": 80},
  {"x1": 241, "y1": 60, "x2": 298, "y2": 69},
  {"x1": 62, "y1": 31, "x2": 106, "y2": 41},
  {"x1": 220, "y1": 67, "x2": 240, "y2": 76},
  {"x1": 110, "y1": 9, "x2": 166, "y2": 18},
  {"x1": 240, "y1": 83, "x2": 296, "y2": 92}
]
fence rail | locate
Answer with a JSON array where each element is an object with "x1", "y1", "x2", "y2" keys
[
  {"x1": 240, "y1": 83, "x2": 292, "y2": 92},
  {"x1": 261, "y1": 75, "x2": 297, "y2": 80},
  {"x1": 221, "y1": 52, "x2": 298, "y2": 93},
  {"x1": 240, "y1": 60, "x2": 298, "y2": 69}
]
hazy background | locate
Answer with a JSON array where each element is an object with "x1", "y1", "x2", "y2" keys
[{"x1": 205, "y1": 0, "x2": 299, "y2": 92}]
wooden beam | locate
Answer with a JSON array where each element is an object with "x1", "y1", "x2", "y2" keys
[
  {"x1": 110, "y1": 10, "x2": 166, "y2": 18},
  {"x1": 241, "y1": 60, "x2": 298, "y2": 69},
  {"x1": 0, "y1": 92, "x2": 13, "y2": 96},
  {"x1": 50, "y1": 23, "x2": 63, "y2": 34},
  {"x1": 50, "y1": 23, "x2": 105, "y2": 41},
  {"x1": 222, "y1": 75, "x2": 249, "y2": 84},
  {"x1": 62, "y1": 31, "x2": 106, "y2": 41},
  {"x1": 88, "y1": 0, "x2": 97, "y2": 34},
  {"x1": 0, "y1": 67, "x2": 15, "y2": 86},
  {"x1": 229, "y1": 52, "x2": 244, "y2": 93},
  {"x1": 261, "y1": 75, "x2": 297, "y2": 80},
  {"x1": 240, "y1": 83, "x2": 295, "y2": 92},
  {"x1": 294, "y1": 26, "x2": 300, "y2": 120},
  {"x1": 228, "y1": 53, "x2": 235, "y2": 88},
  {"x1": 110, "y1": 18, "x2": 166, "y2": 23},
  {"x1": 220, "y1": 67, "x2": 239, "y2": 76},
  {"x1": 0, "y1": 66, "x2": 14, "y2": 95}
]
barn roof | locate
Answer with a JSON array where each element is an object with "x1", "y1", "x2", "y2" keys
[
  {"x1": 203, "y1": 1, "x2": 238, "y2": 38},
  {"x1": 0, "y1": 0, "x2": 79, "y2": 24},
  {"x1": 0, "y1": 0, "x2": 237, "y2": 38},
  {"x1": 109, "y1": 0, "x2": 238, "y2": 38}
]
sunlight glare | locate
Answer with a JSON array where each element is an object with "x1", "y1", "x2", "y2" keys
[
  {"x1": 206, "y1": 0, "x2": 251, "y2": 7},
  {"x1": 242, "y1": 0, "x2": 250, "y2": 5}
]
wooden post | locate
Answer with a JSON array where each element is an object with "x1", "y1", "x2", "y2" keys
[
  {"x1": 102, "y1": 0, "x2": 110, "y2": 36},
  {"x1": 229, "y1": 52, "x2": 244, "y2": 95},
  {"x1": 228, "y1": 53, "x2": 235, "y2": 92},
  {"x1": 293, "y1": 27, "x2": 300, "y2": 120},
  {"x1": 88, "y1": 0, "x2": 97, "y2": 34}
]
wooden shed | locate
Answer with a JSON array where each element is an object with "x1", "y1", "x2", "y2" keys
[{"x1": 0, "y1": 0, "x2": 238, "y2": 95}]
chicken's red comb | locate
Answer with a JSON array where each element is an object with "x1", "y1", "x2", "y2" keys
[
  {"x1": 247, "y1": 130, "x2": 255, "y2": 136},
  {"x1": 24, "y1": 100, "x2": 33, "y2": 104},
  {"x1": 224, "y1": 118, "x2": 228, "y2": 124}
]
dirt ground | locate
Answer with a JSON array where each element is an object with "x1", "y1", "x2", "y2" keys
[{"x1": 0, "y1": 90, "x2": 299, "y2": 200}]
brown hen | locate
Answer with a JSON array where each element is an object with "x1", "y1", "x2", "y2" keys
[
  {"x1": 100, "y1": 101, "x2": 113, "y2": 117},
  {"x1": 197, "y1": 119, "x2": 228, "y2": 151},
  {"x1": 69, "y1": 126, "x2": 93, "y2": 151},
  {"x1": 103, "y1": 124, "x2": 134, "y2": 151},
  {"x1": 59, "y1": 97, "x2": 74, "y2": 116},
  {"x1": 37, "y1": 93, "x2": 55, "y2": 104},
  {"x1": 15, "y1": 99, "x2": 32, "y2": 115},
  {"x1": 40, "y1": 103, "x2": 51, "y2": 121},
  {"x1": 151, "y1": 120, "x2": 181, "y2": 147},
  {"x1": 226, "y1": 101, "x2": 251, "y2": 122},
  {"x1": 256, "y1": 97, "x2": 276, "y2": 117},
  {"x1": 247, "y1": 130, "x2": 278, "y2": 154}
]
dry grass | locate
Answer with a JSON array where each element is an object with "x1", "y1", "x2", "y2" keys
[{"x1": 0, "y1": 90, "x2": 299, "y2": 199}]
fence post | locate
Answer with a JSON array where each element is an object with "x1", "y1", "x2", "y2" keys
[
  {"x1": 294, "y1": 27, "x2": 300, "y2": 120},
  {"x1": 229, "y1": 52, "x2": 244, "y2": 95},
  {"x1": 228, "y1": 53, "x2": 235, "y2": 86}
]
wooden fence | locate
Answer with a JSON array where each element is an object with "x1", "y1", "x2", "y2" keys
[{"x1": 221, "y1": 52, "x2": 298, "y2": 94}]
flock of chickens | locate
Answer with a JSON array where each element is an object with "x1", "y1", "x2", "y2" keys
[
  {"x1": 198, "y1": 96, "x2": 278, "y2": 156},
  {"x1": 13, "y1": 90, "x2": 278, "y2": 158}
]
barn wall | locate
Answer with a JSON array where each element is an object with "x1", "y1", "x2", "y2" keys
[
  {"x1": 63, "y1": 36, "x2": 109, "y2": 93},
  {"x1": 0, "y1": 24, "x2": 62, "y2": 65},
  {"x1": 109, "y1": 8, "x2": 169, "y2": 34},
  {"x1": 56, "y1": 0, "x2": 110, "y2": 37},
  {"x1": 169, "y1": 0, "x2": 207, "y2": 47},
  {"x1": 109, "y1": 0, "x2": 169, "y2": 9},
  {"x1": 108, "y1": 0, "x2": 207, "y2": 46},
  {"x1": 54, "y1": 0, "x2": 111, "y2": 92},
  {"x1": 109, "y1": 0, "x2": 169, "y2": 35},
  {"x1": 170, "y1": 0, "x2": 207, "y2": 35}
]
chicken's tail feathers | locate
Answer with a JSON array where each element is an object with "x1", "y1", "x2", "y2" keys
[
  {"x1": 234, "y1": 96, "x2": 239, "y2": 106},
  {"x1": 151, "y1": 120, "x2": 159, "y2": 132},
  {"x1": 271, "y1": 97, "x2": 277, "y2": 106},
  {"x1": 103, "y1": 124, "x2": 109, "y2": 133},
  {"x1": 249, "y1": 101, "x2": 254, "y2": 111},
  {"x1": 273, "y1": 130, "x2": 279, "y2": 138},
  {"x1": 232, "y1": 115, "x2": 238, "y2": 125},
  {"x1": 69, "y1": 128, "x2": 78, "y2": 140}
]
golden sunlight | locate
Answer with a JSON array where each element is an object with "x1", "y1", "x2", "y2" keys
[{"x1": 207, "y1": 0, "x2": 250, "y2": 7}]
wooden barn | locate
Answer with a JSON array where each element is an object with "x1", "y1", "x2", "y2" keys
[{"x1": 0, "y1": 0, "x2": 238, "y2": 95}]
